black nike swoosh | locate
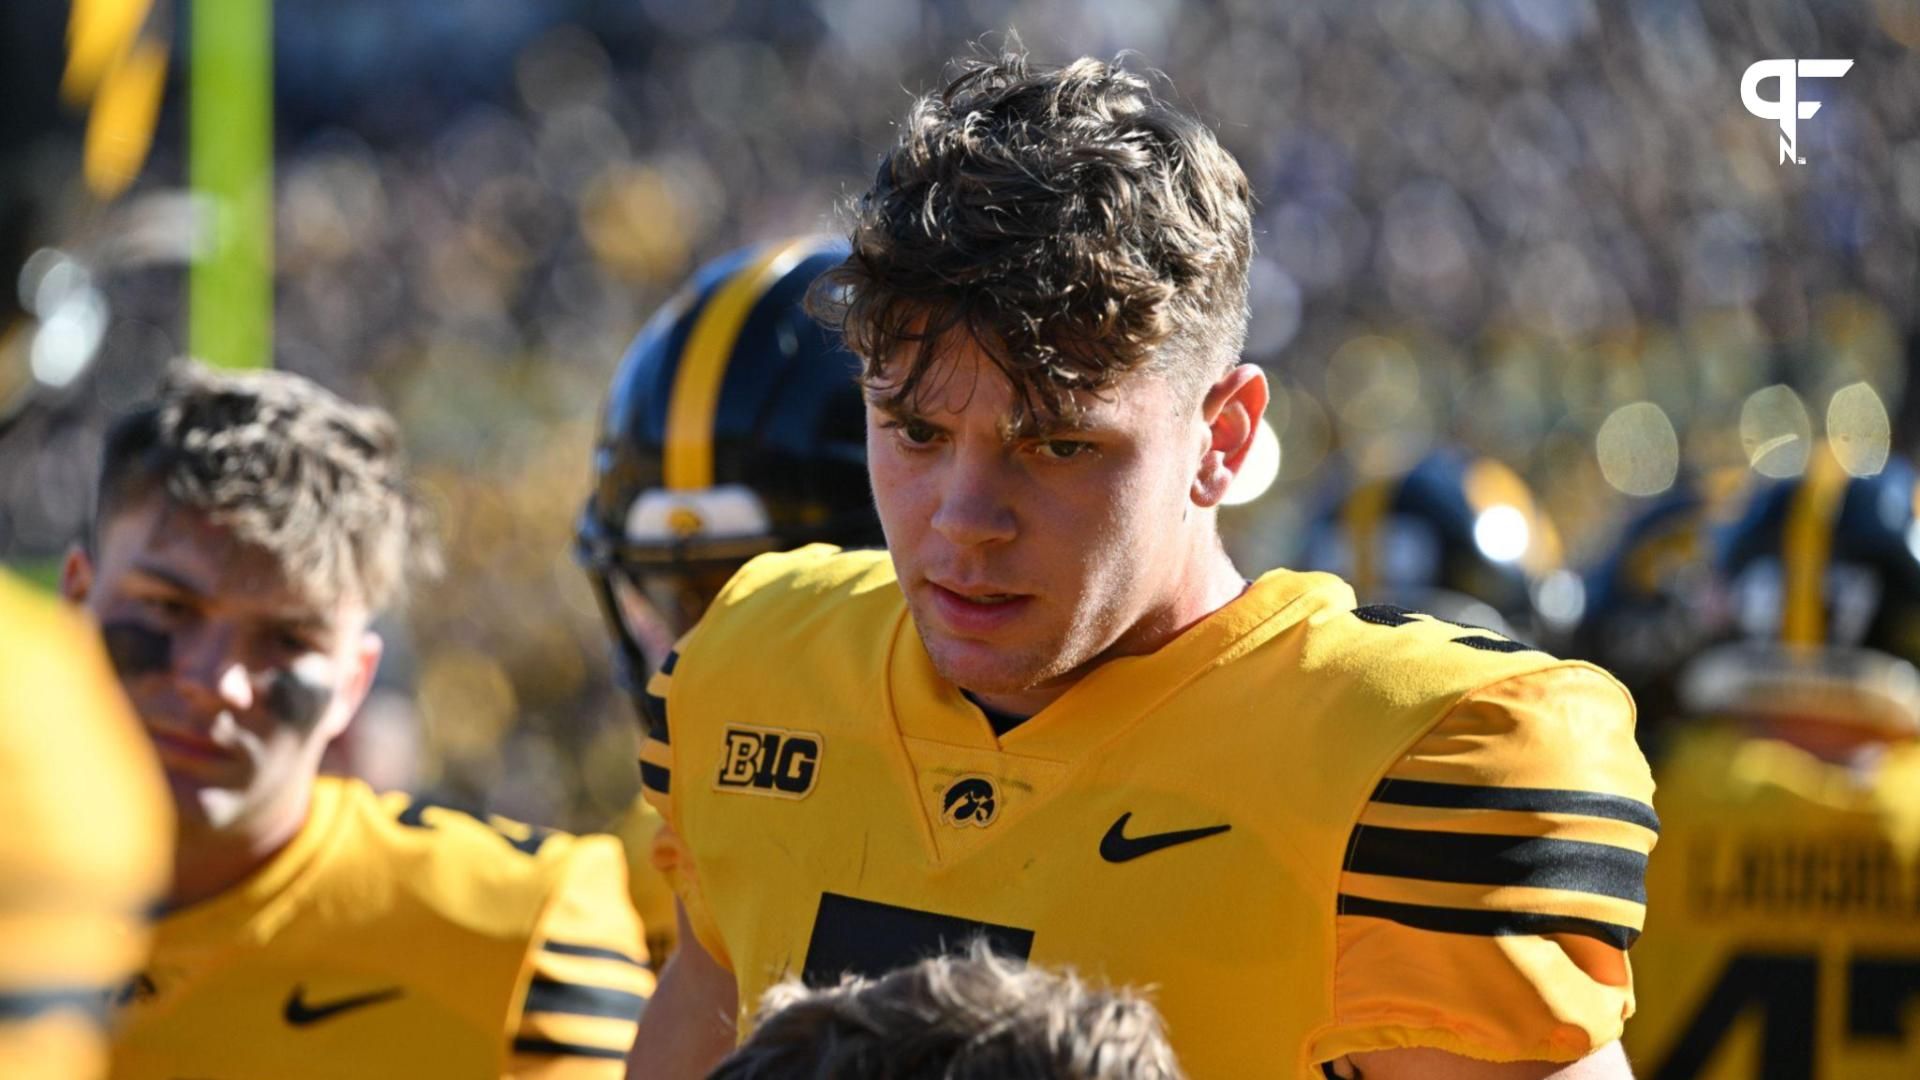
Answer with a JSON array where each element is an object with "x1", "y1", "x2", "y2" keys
[
  {"x1": 1099, "y1": 812, "x2": 1232, "y2": 863},
  {"x1": 283, "y1": 984, "x2": 404, "y2": 1027}
]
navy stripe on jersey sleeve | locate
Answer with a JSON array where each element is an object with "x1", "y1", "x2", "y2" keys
[
  {"x1": 1344, "y1": 827, "x2": 1648, "y2": 904},
  {"x1": 639, "y1": 761, "x2": 671, "y2": 795},
  {"x1": 540, "y1": 939, "x2": 646, "y2": 967},
  {"x1": 523, "y1": 975, "x2": 647, "y2": 1020},
  {"x1": 0, "y1": 988, "x2": 110, "y2": 1024},
  {"x1": 641, "y1": 693, "x2": 670, "y2": 744},
  {"x1": 511, "y1": 1036, "x2": 628, "y2": 1060},
  {"x1": 1370, "y1": 779, "x2": 1661, "y2": 833},
  {"x1": 1337, "y1": 894, "x2": 1639, "y2": 950}
]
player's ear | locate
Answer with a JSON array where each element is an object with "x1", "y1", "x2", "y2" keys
[
  {"x1": 1192, "y1": 364, "x2": 1268, "y2": 509},
  {"x1": 61, "y1": 544, "x2": 95, "y2": 606}
]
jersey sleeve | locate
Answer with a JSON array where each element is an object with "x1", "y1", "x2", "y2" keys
[
  {"x1": 1311, "y1": 664, "x2": 1660, "y2": 1065},
  {"x1": 636, "y1": 642, "x2": 733, "y2": 972},
  {"x1": 505, "y1": 835, "x2": 655, "y2": 1077}
]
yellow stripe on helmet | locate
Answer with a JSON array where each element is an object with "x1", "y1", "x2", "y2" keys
[
  {"x1": 1781, "y1": 444, "x2": 1848, "y2": 648},
  {"x1": 663, "y1": 237, "x2": 830, "y2": 492},
  {"x1": 1343, "y1": 477, "x2": 1396, "y2": 599}
]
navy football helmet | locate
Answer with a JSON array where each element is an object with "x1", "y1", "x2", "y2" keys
[
  {"x1": 576, "y1": 236, "x2": 881, "y2": 700},
  {"x1": 1570, "y1": 470, "x2": 1745, "y2": 751},
  {"x1": 1679, "y1": 449, "x2": 1920, "y2": 738},
  {"x1": 1296, "y1": 448, "x2": 1566, "y2": 643}
]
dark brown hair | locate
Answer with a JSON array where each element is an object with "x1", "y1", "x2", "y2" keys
[
  {"x1": 95, "y1": 361, "x2": 437, "y2": 611},
  {"x1": 710, "y1": 945, "x2": 1185, "y2": 1080},
  {"x1": 811, "y1": 42, "x2": 1254, "y2": 425}
]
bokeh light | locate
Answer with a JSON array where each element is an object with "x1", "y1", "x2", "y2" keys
[
  {"x1": 1595, "y1": 402, "x2": 1679, "y2": 497},
  {"x1": 1222, "y1": 418, "x2": 1282, "y2": 507},
  {"x1": 1827, "y1": 382, "x2": 1892, "y2": 477},
  {"x1": 1473, "y1": 505, "x2": 1532, "y2": 564},
  {"x1": 1739, "y1": 385, "x2": 1814, "y2": 478}
]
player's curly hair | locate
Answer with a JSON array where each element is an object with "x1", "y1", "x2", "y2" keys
[
  {"x1": 811, "y1": 40, "x2": 1253, "y2": 425},
  {"x1": 94, "y1": 361, "x2": 438, "y2": 611},
  {"x1": 709, "y1": 943, "x2": 1185, "y2": 1080}
]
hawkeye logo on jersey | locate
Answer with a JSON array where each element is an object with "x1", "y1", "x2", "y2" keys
[
  {"x1": 941, "y1": 775, "x2": 999, "y2": 828},
  {"x1": 716, "y1": 724, "x2": 822, "y2": 798}
]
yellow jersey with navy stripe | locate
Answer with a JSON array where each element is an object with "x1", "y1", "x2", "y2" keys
[
  {"x1": 639, "y1": 546, "x2": 1659, "y2": 1077},
  {"x1": 0, "y1": 573, "x2": 171, "y2": 1080},
  {"x1": 109, "y1": 776, "x2": 652, "y2": 1078},
  {"x1": 1624, "y1": 725, "x2": 1920, "y2": 1079}
]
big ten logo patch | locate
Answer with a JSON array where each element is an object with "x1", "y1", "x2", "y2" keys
[
  {"x1": 715, "y1": 724, "x2": 822, "y2": 798},
  {"x1": 941, "y1": 775, "x2": 1000, "y2": 828}
]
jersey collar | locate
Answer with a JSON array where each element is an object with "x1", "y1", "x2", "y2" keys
[{"x1": 886, "y1": 567, "x2": 1352, "y2": 759}]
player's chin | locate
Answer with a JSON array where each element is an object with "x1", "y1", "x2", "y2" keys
[
  {"x1": 919, "y1": 631, "x2": 1056, "y2": 696},
  {"x1": 164, "y1": 772, "x2": 252, "y2": 828}
]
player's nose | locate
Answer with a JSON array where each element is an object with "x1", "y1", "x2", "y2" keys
[
  {"x1": 929, "y1": 447, "x2": 1017, "y2": 548},
  {"x1": 173, "y1": 625, "x2": 257, "y2": 713}
]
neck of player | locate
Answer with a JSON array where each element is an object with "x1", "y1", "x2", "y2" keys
[
  {"x1": 965, "y1": 540, "x2": 1249, "y2": 719},
  {"x1": 166, "y1": 776, "x2": 317, "y2": 911}
]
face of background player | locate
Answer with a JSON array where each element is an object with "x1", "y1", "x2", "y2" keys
[
  {"x1": 63, "y1": 496, "x2": 381, "y2": 840},
  {"x1": 868, "y1": 334, "x2": 1263, "y2": 714}
]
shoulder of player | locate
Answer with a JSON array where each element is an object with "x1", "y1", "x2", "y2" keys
[
  {"x1": 696, "y1": 544, "x2": 898, "y2": 640},
  {"x1": 1289, "y1": 595, "x2": 1605, "y2": 712},
  {"x1": 663, "y1": 544, "x2": 899, "y2": 710},
  {"x1": 334, "y1": 780, "x2": 618, "y2": 935}
]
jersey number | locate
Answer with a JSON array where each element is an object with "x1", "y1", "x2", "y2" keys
[
  {"x1": 395, "y1": 796, "x2": 552, "y2": 856},
  {"x1": 1653, "y1": 951, "x2": 1920, "y2": 1079},
  {"x1": 801, "y1": 892, "x2": 1035, "y2": 986}
]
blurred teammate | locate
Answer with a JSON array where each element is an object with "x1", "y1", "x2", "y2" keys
[
  {"x1": 1624, "y1": 448, "x2": 1920, "y2": 1079},
  {"x1": 710, "y1": 945, "x2": 1183, "y2": 1080},
  {"x1": 0, "y1": 571, "x2": 170, "y2": 1080},
  {"x1": 575, "y1": 235, "x2": 882, "y2": 967},
  {"x1": 1569, "y1": 470, "x2": 1745, "y2": 758},
  {"x1": 66, "y1": 363, "x2": 651, "y2": 1078},
  {"x1": 1295, "y1": 447, "x2": 1566, "y2": 643},
  {"x1": 631, "y1": 47, "x2": 1654, "y2": 1079}
]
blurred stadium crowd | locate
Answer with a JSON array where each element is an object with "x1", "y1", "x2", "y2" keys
[{"x1": 3, "y1": 0, "x2": 1918, "y2": 831}]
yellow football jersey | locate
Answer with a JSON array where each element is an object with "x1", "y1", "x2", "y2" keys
[
  {"x1": 609, "y1": 795, "x2": 679, "y2": 966},
  {"x1": 640, "y1": 546, "x2": 1659, "y2": 1078},
  {"x1": 0, "y1": 572, "x2": 171, "y2": 1080},
  {"x1": 1624, "y1": 725, "x2": 1920, "y2": 1079},
  {"x1": 109, "y1": 776, "x2": 653, "y2": 1079}
]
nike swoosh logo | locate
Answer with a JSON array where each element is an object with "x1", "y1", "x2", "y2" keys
[
  {"x1": 1099, "y1": 812, "x2": 1232, "y2": 863},
  {"x1": 283, "y1": 984, "x2": 404, "y2": 1027}
]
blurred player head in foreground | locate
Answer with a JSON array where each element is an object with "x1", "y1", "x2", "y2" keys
[
  {"x1": 62, "y1": 361, "x2": 436, "y2": 906},
  {"x1": 710, "y1": 945, "x2": 1183, "y2": 1080},
  {"x1": 576, "y1": 236, "x2": 880, "y2": 696},
  {"x1": 0, "y1": 572, "x2": 170, "y2": 1080},
  {"x1": 1676, "y1": 446, "x2": 1920, "y2": 759},
  {"x1": 810, "y1": 46, "x2": 1266, "y2": 714}
]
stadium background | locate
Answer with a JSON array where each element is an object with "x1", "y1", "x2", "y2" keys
[{"x1": 2, "y1": 0, "x2": 1916, "y2": 831}]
